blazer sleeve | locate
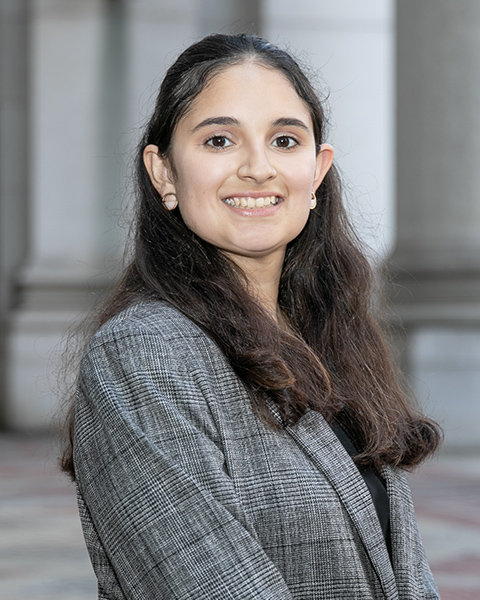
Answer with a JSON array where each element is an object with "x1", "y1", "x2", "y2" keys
[
  {"x1": 385, "y1": 466, "x2": 441, "y2": 600},
  {"x1": 73, "y1": 327, "x2": 294, "y2": 600}
]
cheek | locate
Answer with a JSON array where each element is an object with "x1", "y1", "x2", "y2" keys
[
  {"x1": 280, "y1": 156, "x2": 318, "y2": 194},
  {"x1": 296, "y1": 160, "x2": 318, "y2": 189},
  {"x1": 175, "y1": 157, "x2": 225, "y2": 200},
  {"x1": 174, "y1": 175, "x2": 216, "y2": 237},
  {"x1": 174, "y1": 157, "x2": 231, "y2": 228}
]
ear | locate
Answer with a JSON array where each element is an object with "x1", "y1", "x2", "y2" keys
[
  {"x1": 313, "y1": 143, "x2": 334, "y2": 191},
  {"x1": 143, "y1": 144, "x2": 175, "y2": 196}
]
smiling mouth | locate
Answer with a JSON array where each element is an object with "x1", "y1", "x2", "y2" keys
[{"x1": 222, "y1": 195, "x2": 280, "y2": 208}]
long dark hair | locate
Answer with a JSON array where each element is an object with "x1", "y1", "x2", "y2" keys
[{"x1": 61, "y1": 33, "x2": 441, "y2": 477}]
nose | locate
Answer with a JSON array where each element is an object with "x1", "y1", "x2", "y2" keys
[{"x1": 237, "y1": 143, "x2": 277, "y2": 184}]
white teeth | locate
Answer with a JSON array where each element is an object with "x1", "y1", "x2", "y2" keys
[{"x1": 223, "y1": 195, "x2": 280, "y2": 207}]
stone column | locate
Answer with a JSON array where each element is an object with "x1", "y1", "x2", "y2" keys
[
  {"x1": 0, "y1": 0, "x2": 29, "y2": 425},
  {"x1": 5, "y1": 0, "x2": 109, "y2": 429},
  {"x1": 123, "y1": 0, "x2": 196, "y2": 137},
  {"x1": 4, "y1": 0, "x2": 202, "y2": 430},
  {"x1": 389, "y1": 0, "x2": 480, "y2": 449},
  {"x1": 198, "y1": 0, "x2": 261, "y2": 36}
]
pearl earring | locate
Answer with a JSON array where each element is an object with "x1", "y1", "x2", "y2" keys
[
  {"x1": 162, "y1": 193, "x2": 178, "y2": 211},
  {"x1": 310, "y1": 192, "x2": 317, "y2": 210}
]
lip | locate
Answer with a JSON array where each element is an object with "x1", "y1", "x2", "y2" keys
[{"x1": 222, "y1": 191, "x2": 282, "y2": 200}]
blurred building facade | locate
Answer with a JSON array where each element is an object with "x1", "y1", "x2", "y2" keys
[
  {"x1": 390, "y1": 0, "x2": 480, "y2": 450},
  {"x1": 0, "y1": 0, "x2": 478, "y2": 450}
]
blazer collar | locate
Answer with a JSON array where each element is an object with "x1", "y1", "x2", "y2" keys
[{"x1": 285, "y1": 410, "x2": 399, "y2": 600}]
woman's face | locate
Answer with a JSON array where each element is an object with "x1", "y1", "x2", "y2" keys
[{"x1": 145, "y1": 61, "x2": 333, "y2": 271}]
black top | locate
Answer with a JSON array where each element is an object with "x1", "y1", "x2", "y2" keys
[{"x1": 331, "y1": 421, "x2": 392, "y2": 560}]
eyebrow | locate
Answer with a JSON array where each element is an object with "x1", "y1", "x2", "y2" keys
[
  {"x1": 271, "y1": 117, "x2": 310, "y2": 131},
  {"x1": 191, "y1": 116, "x2": 310, "y2": 133},
  {"x1": 191, "y1": 117, "x2": 239, "y2": 132}
]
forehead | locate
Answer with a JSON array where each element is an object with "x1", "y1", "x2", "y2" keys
[{"x1": 181, "y1": 61, "x2": 313, "y2": 127}]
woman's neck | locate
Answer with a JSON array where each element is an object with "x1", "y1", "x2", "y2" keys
[{"x1": 226, "y1": 250, "x2": 285, "y2": 321}]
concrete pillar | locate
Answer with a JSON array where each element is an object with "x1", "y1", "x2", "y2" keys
[
  {"x1": 4, "y1": 0, "x2": 201, "y2": 430},
  {"x1": 389, "y1": 0, "x2": 480, "y2": 449},
  {"x1": 263, "y1": 0, "x2": 395, "y2": 260},
  {"x1": 5, "y1": 0, "x2": 109, "y2": 429},
  {"x1": 0, "y1": 0, "x2": 29, "y2": 425},
  {"x1": 123, "y1": 0, "x2": 196, "y2": 143},
  {"x1": 198, "y1": 0, "x2": 261, "y2": 36}
]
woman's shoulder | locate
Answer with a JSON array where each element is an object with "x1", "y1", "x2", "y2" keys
[
  {"x1": 84, "y1": 300, "x2": 226, "y2": 375},
  {"x1": 77, "y1": 300, "x2": 244, "y2": 428},
  {"x1": 90, "y1": 300, "x2": 207, "y2": 347}
]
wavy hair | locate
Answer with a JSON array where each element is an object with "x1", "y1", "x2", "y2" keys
[{"x1": 61, "y1": 34, "x2": 441, "y2": 477}]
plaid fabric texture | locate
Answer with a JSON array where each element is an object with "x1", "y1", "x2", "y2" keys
[{"x1": 73, "y1": 301, "x2": 440, "y2": 599}]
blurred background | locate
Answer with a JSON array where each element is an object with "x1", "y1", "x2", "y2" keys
[{"x1": 0, "y1": 1, "x2": 479, "y2": 599}]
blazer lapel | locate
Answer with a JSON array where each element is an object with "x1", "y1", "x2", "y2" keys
[{"x1": 285, "y1": 410, "x2": 399, "y2": 600}]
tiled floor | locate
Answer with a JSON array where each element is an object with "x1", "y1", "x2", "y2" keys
[
  {"x1": 408, "y1": 455, "x2": 480, "y2": 600},
  {"x1": 0, "y1": 433, "x2": 479, "y2": 599},
  {"x1": 0, "y1": 434, "x2": 96, "y2": 600}
]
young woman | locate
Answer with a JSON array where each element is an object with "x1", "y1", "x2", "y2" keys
[{"x1": 61, "y1": 34, "x2": 442, "y2": 599}]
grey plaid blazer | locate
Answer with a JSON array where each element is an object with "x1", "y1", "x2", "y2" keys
[{"x1": 73, "y1": 301, "x2": 440, "y2": 600}]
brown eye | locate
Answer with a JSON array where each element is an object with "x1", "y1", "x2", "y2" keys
[
  {"x1": 206, "y1": 136, "x2": 232, "y2": 148},
  {"x1": 273, "y1": 136, "x2": 297, "y2": 149}
]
